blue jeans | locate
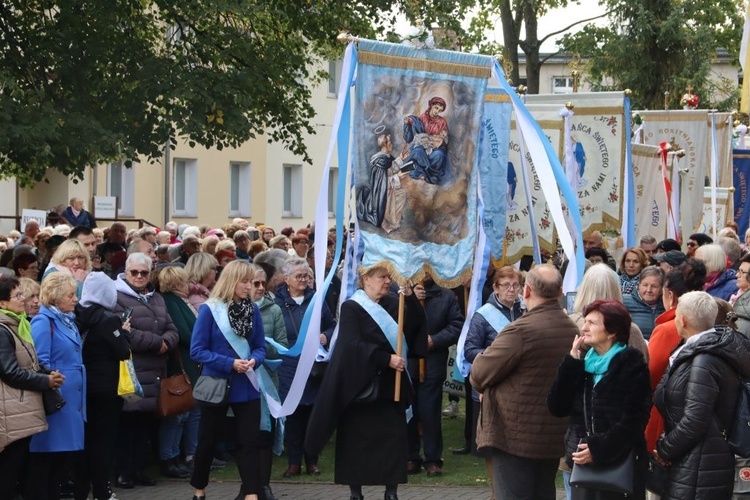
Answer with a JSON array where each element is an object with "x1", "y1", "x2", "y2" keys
[
  {"x1": 563, "y1": 470, "x2": 572, "y2": 500},
  {"x1": 159, "y1": 408, "x2": 201, "y2": 460}
]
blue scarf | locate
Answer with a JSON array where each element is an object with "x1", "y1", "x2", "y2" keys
[
  {"x1": 50, "y1": 305, "x2": 79, "y2": 335},
  {"x1": 584, "y1": 342, "x2": 627, "y2": 385}
]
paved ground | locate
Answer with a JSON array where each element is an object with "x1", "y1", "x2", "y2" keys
[{"x1": 113, "y1": 479, "x2": 567, "y2": 499}]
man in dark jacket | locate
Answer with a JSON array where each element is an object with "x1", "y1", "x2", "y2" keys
[
  {"x1": 406, "y1": 274, "x2": 464, "y2": 476},
  {"x1": 471, "y1": 264, "x2": 578, "y2": 500}
]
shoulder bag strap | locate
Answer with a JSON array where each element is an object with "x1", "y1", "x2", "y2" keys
[{"x1": 582, "y1": 382, "x2": 593, "y2": 436}]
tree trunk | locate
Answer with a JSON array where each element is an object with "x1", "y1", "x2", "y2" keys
[
  {"x1": 499, "y1": 0, "x2": 522, "y2": 85},
  {"x1": 520, "y1": 0, "x2": 541, "y2": 93}
]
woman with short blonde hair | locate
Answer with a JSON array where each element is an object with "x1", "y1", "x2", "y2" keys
[
  {"x1": 28, "y1": 272, "x2": 85, "y2": 498},
  {"x1": 44, "y1": 239, "x2": 91, "y2": 298},
  {"x1": 17, "y1": 278, "x2": 41, "y2": 318},
  {"x1": 186, "y1": 253, "x2": 219, "y2": 309}
]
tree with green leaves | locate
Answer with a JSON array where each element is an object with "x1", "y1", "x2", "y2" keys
[
  {"x1": 558, "y1": 0, "x2": 742, "y2": 110},
  {"x1": 1, "y1": 0, "x2": 452, "y2": 186},
  {"x1": 453, "y1": 0, "x2": 608, "y2": 92}
]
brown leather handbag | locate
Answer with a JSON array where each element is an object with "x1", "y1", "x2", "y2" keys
[{"x1": 157, "y1": 349, "x2": 195, "y2": 417}]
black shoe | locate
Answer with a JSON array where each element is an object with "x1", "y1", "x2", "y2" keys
[
  {"x1": 210, "y1": 457, "x2": 228, "y2": 470},
  {"x1": 350, "y1": 496, "x2": 364, "y2": 500},
  {"x1": 263, "y1": 485, "x2": 277, "y2": 500},
  {"x1": 114, "y1": 475, "x2": 134, "y2": 489},
  {"x1": 452, "y1": 444, "x2": 470, "y2": 455},
  {"x1": 161, "y1": 458, "x2": 191, "y2": 479},
  {"x1": 192, "y1": 496, "x2": 205, "y2": 500},
  {"x1": 384, "y1": 494, "x2": 398, "y2": 500},
  {"x1": 132, "y1": 471, "x2": 157, "y2": 486}
]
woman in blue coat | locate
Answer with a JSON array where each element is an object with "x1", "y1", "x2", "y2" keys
[
  {"x1": 28, "y1": 272, "x2": 86, "y2": 500},
  {"x1": 190, "y1": 260, "x2": 266, "y2": 500}
]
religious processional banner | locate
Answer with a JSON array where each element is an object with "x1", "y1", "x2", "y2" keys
[
  {"x1": 353, "y1": 40, "x2": 493, "y2": 286},
  {"x1": 734, "y1": 149, "x2": 750, "y2": 237},
  {"x1": 631, "y1": 144, "x2": 672, "y2": 241},
  {"x1": 697, "y1": 187, "x2": 733, "y2": 235},
  {"x1": 502, "y1": 93, "x2": 627, "y2": 263},
  {"x1": 639, "y1": 111, "x2": 732, "y2": 242}
]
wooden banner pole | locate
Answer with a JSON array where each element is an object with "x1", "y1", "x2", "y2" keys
[{"x1": 394, "y1": 291, "x2": 405, "y2": 402}]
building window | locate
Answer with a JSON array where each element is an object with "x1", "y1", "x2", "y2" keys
[
  {"x1": 328, "y1": 167, "x2": 338, "y2": 217},
  {"x1": 229, "y1": 161, "x2": 251, "y2": 217},
  {"x1": 107, "y1": 160, "x2": 135, "y2": 217},
  {"x1": 283, "y1": 163, "x2": 302, "y2": 217},
  {"x1": 173, "y1": 158, "x2": 198, "y2": 217},
  {"x1": 328, "y1": 60, "x2": 342, "y2": 97},
  {"x1": 552, "y1": 76, "x2": 574, "y2": 94}
]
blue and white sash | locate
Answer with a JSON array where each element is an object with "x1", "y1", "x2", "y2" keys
[
  {"x1": 476, "y1": 303, "x2": 510, "y2": 334},
  {"x1": 205, "y1": 299, "x2": 281, "y2": 435},
  {"x1": 349, "y1": 290, "x2": 407, "y2": 360},
  {"x1": 349, "y1": 290, "x2": 413, "y2": 421}
]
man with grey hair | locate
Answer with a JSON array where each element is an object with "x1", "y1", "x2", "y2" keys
[
  {"x1": 639, "y1": 234, "x2": 657, "y2": 259},
  {"x1": 718, "y1": 236, "x2": 742, "y2": 269},
  {"x1": 128, "y1": 238, "x2": 157, "y2": 268},
  {"x1": 471, "y1": 264, "x2": 579, "y2": 500},
  {"x1": 671, "y1": 291, "x2": 719, "y2": 362}
]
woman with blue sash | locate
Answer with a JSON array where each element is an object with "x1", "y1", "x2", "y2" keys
[
  {"x1": 189, "y1": 260, "x2": 266, "y2": 500},
  {"x1": 305, "y1": 264, "x2": 428, "y2": 500}
]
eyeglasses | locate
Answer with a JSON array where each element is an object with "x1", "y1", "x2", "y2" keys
[
  {"x1": 739, "y1": 269, "x2": 750, "y2": 276},
  {"x1": 292, "y1": 274, "x2": 309, "y2": 282},
  {"x1": 496, "y1": 283, "x2": 521, "y2": 290},
  {"x1": 128, "y1": 270, "x2": 151, "y2": 278},
  {"x1": 12, "y1": 292, "x2": 26, "y2": 301},
  {"x1": 252, "y1": 280, "x2": 267, "y2": 288},
  {"x1": 686, "y1": 242, "x2": 698, "y2": 248}
]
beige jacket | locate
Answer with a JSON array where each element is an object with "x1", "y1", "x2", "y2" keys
[{"x1": 0, "y1": 316, "x2": 48, "y2": 452}]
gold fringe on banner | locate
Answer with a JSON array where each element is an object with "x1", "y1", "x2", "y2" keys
[
  {"x1": 485, "y1": 94, "x2": 512, "y2": 103},
  {"x1": 358, "y1": 51, "x2": 491, "y2": 79},
  {"x1": 358, "y1": 261, "x2": 473, "y2": 290}
]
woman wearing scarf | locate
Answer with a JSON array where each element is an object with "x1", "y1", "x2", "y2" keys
[
  {"x1": 189, "y1": 260, "x2": 266, "y2": 500},
  {"x1": 0, "y1": 276, "x2": 63, "y2": 499},
  {"x1": 305, "y1": 265, "x2": 428, "y2": 500},
  {"x1": 695, "y1": 244, "x2": 737, "y2": 302},
  {"x1": 113, "y1": 253, "x2": 178, "y2": 489},
  {"x1": 41, "y1": 239, "x2": 92, "y2": 299},
  {"x1": 548, "y1": 300, "x2": 652, "y2": 500},
  {"x1": 27, "y1": 272, "x2": 86, "y2": 499}
]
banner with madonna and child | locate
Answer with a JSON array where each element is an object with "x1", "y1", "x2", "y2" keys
[{"x1": 262, "y1": 38, "x2": 586, "y2": 420}]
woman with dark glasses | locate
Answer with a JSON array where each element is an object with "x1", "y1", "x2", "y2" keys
[{"x1": 113, "y1": 252, "x2": 179, "y2": 489}]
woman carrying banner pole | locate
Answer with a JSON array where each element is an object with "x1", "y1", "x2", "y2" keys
[{"x1": 305, "y1": 264, "x2": 427, "y2": 500}]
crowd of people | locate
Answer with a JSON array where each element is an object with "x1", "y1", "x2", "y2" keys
[{"x1": 1, "y1": 206, "x2": 750, "y2": 500}]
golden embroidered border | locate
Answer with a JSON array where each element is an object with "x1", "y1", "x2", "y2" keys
[{"x1": 358, "y1": 51, "x2": 491, "y2": 79}]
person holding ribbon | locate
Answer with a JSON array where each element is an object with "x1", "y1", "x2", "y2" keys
[
  {"x1": 189, "y1": 260, "x2": 266, "y2": 500},
  {"x1": 305, "y1": 264, "x2": 427, "y2": 500}
]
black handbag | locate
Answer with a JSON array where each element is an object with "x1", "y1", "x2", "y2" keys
[
  {"x1": 569, "y1": 385, "x2": 636, "y2": 495},
  {"x1": 42, "y1": 388, "x2": 66, "y2": 415},
  {"x1": 353, "y1": 374, "x2": 380, "y2": 403},
  {"x1": 645, "y1": 455, "x2": 668, "y2": 495}
]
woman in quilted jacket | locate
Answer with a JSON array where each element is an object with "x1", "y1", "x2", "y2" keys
[{"x1": 654, "y1": 291, "x2": 750, "y2": 499}]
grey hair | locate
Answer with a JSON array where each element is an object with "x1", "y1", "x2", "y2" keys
[
  {"x1": 677, "y1": 291, "x2": 718, "y2": 332},
  {"x1": 694, "y1": 244, "x2": 727, "y2": 274},
  {"x1": 253, "y1": 249, "x2": 290, "y2": 273},
  {"x1": 639, "y1": 235, "x2": 657, "y2": 245},
  {"x1": 573, "y1": 264, "x2": 622, "y2": 313},
  {"x1": 182, "y1": 226, "x2": 201, "y2": 239},
  {"x1": 718, "y1": 237, "x2": 742, "y2": 264},
  {"x1": 125, "y1": 252, "x2": 153, "y2": 270},
  {"x1": 282, "y1": 256, "x2": 310, "y2": 277}
]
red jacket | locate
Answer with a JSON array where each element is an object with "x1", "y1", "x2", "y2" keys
[{"x1": 645, "y1": 308, "x2": 680, "y2": 452}]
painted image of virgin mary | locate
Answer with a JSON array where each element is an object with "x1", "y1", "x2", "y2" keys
[{"x1": 401, "y1": 96, "x2": 450, "y2": 185}]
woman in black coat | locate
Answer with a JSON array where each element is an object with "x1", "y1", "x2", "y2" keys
[
  {"x1": 654, "y1": 291, "x2": 750, "y2": 500},
  {"x1": 305, "y1": 265, "x2": 427, "y2": 500},
  {"x1": 73, "y1": 272, "x2": 131, "y2": 500},
  {"x1": 548, "y1": 300, "x2": 652, "y2": 500}
]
